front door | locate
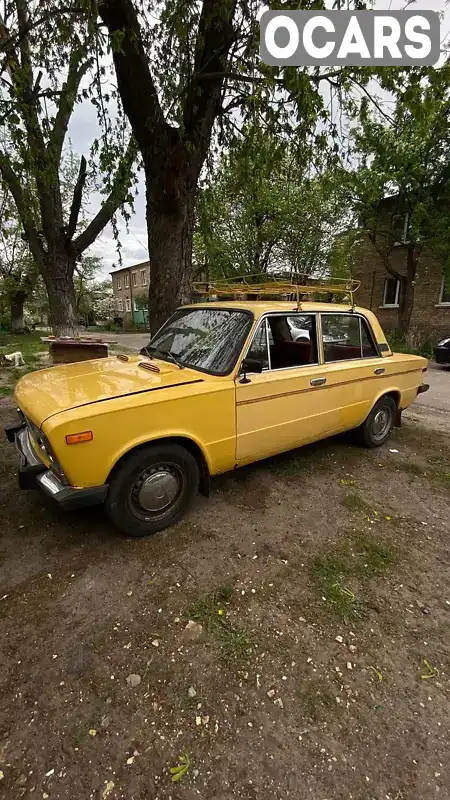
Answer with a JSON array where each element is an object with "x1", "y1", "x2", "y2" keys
[{"x1": 235, "y1": 313, "x2": 338, "y2": 463}]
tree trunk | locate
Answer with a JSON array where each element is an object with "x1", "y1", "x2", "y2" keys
[
  {"x1": 146, "y1": 170, "x2": 196, "y2": 335},
  {"x1": 398, "y1": 277, "x2": 414, "y2": 338},
  {"x1": 42, "y1": 255, "x2": 79, "y2": 336},
  {"x1": 10, "y1": 291, "x2": 27, "y2": 333},
  {"x1": 397, "y1": 246, "x2": 417, "y2": 338}
]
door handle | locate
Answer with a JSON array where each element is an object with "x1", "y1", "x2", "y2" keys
[
  {"x1": 374, "y1": 367, "x2": 385, "y2": 375},
  {"x1": 310, "y1": 377, "x2": 326, "y2": 386}
]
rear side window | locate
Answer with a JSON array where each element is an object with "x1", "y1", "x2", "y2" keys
[{"x1": 321, "y1": 314, "x2": 378, "y2": 363}]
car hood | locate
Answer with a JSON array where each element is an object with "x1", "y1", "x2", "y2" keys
[{"x1": 14, "y1": 355, "x2": 204, "y2": 426}]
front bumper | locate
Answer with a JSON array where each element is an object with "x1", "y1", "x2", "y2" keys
[{"x1": 6, "y1": 420, "x2": 108, "y2": 511}]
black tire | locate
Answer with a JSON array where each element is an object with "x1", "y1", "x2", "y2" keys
[
  {"x1": 355, "y1": 395, "x2": 397, "y2": 448},
  {"x1": 105, "y1": 443, "x2": 200, "y2": 537}
]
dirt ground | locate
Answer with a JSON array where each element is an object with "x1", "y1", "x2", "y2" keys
[{"x1": 0, "y1": 398, "x2": 449, "y2": 800}]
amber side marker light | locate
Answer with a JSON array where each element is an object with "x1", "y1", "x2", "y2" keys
[{"x1": 66, "y1": 431, "x2": 93, "y2": 445}]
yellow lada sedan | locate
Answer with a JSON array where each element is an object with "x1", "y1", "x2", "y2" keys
[{"x1": 6, "y1": 294, "x2": 429, "y2": 537}]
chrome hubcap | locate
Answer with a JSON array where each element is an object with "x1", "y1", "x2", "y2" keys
[
  {"x1": 134, "y1": 465, "x2": 181, "y2": 512},
  {"x1": 373, "y1": 408, "x2": 390, "y2": 439}
]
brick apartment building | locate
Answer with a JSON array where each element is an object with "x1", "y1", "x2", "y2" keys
[
  {"x1": 352, "y1": 237, "x2": 450, "y2": 343},
  {"x1": 350, "y1": 194, "x2": 450, "y2": 343},
  {"x1": 110, "y1": 260, "x2": 150, "y2": 325}
]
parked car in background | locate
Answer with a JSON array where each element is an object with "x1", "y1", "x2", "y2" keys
[
  {"x1": 434, "y1": 337, "x2": 450, "y2": 365},
  {"x1": 7, "y1": 289, "x2": 429, "y2": 538}
]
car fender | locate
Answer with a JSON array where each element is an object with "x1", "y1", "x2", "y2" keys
[{"x1": 106, "y1": 429, "x2": 214, "y2": 483}]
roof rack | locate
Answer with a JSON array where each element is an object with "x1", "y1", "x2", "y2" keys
[{"x1": 193, "y1": 273, "x2": 360, "y2": 309}]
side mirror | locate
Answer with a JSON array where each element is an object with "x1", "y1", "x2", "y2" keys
[{"x1": 240, "y1": 357, "x2": 263, "y2": 384}]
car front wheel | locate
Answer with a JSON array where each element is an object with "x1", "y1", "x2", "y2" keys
[
  {"x1": 105, "y1": 443, "x2": 200, "y2": 536},
  {"x1": 355, "y1": 394, "x2": 397, "y2": 448}
]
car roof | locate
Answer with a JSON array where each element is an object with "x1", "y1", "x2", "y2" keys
[{"x1": 181, "y1": 300, "x2": 369, "y2": 319}]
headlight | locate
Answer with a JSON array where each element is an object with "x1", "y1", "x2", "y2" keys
[
  {"x1": 437, "y1": 338, "x2": 450, "y2": 347},
  {"x1": 25, "y1": 416, "x2": 65, "y2": 479},
  {"x1": 26, "y1": 417, "x2": 46, "y2": 452}
]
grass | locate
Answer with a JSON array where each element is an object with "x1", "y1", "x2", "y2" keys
[
  {"x1": 341, "y1": 492, "x2": 371, "y2": 514},
  {"x1": 0, "y1": 332, "x2": 45, "y2": 361},
  {"x1": 187, "y1": 586, "x2": 253, "y2": 665},
  {"x1": 0, "y1": 333, "x2": 46, "y2": 395},
  {"x1": 296, "y1": 678, "x2": 337, "y2": 721},
  {"x1": 385, "y1": 329, "x2": 434, "y2": 360},
  {"x1": 269, "y1": 439, "x2": 363, "y2": 478},
  {"x1": 395, "y1": 461, "x2": 425, "y2": 477},
  {"x1": 385, "y1": 456, "x2": 450, "y2": 488},
  {"x1": 310, "y1": 532, "x2": 397, "y2": 622},
  {"x1": 269, "y1": 448, "x2": 316, "y2": 477}
]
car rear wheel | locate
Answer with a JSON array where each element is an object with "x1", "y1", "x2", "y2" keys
[
  {"x1": 105, "y1": 443, "x2": 200, "y2": 536},
  {"x1": 355, "y1": 395, "x2": 397, "y2": 448}
]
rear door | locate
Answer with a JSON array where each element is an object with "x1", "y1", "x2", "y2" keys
[
  {"x1": 235, "y1": 312, "x2": 339, "y2": 463},
  {"x1": 318, "y1": 312, "x2": 384, "y2": 432}
]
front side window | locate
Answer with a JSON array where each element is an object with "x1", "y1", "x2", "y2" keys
[
  {"x1": 117, "y1": 276, "x2": 121, "y2": 290},
  {"x1": 144, "y1": 308, "x2": 253, "y2": 375},
  {"x1": 132, "y1": 272, "x2": 138, "y2": 286},
  {"x1": 125, "y1": 298, "x2": 131, "y2": 312},
  {"x1": 269, "y1": 313, "x2": 318, "y2": 369},
  {"x1": 246, "y1": 319, "x2": 269, "y2": 369},
  {"x1": 124, "y1": 274, "x2": 130, "y2": 289},
  {"x1": 322, "y1": 314, "x2": 378, "y2": 362}
]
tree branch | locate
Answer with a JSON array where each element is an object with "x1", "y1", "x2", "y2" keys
[
  {"x1": 48, "y1": 42, "x2": 92, "y2": 163},
  {"x1": 98, "y1": 0, "x2": 171, "y2": 158},
  {"x1": 0, "y1": 10, "x2": 19, "y2": 77},
  {"x1": 0, "y1": 151, "x2": 45, "y2": 266},
  {"x1": 353, "y1": 80, "x2": 395, "y2": 126},
  {"x1": 72, "y1": 137, "x2": 137, "y2": 253},
  {"x1": 182, "y1": 0, "x2": 238, "y2": 161},
  {"x1": 0, "y1": 6, "x2": 86, "y2": 56},
  {"x1": 367, "y1": 231, "x2": 403, "y2": 280},
  {"x1": 10, "y1": 0, "x2": 61, "y2": 239},
  {"x1": 67, "y1": 154, "x2": 87, "y2": 240}
]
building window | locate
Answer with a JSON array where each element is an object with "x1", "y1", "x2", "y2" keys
[
  {"x1": 438, "y1": 275, "x2": 450, "y2": 306},
  {"x1": 141, "y1": 269, "x2": 147, "y2": 286},
  {"x1": 382, "y1": 278, "x2": 400, "y2": 308},
  {"x1": 117, "y1": 276, "x2": 121, "y2": 290},
  {"x1": 118, "y1": 299, "x2": 123, "y2": 312},
  {"x1": 124, "y1": 274, "x2": 129, "y2": 289},
  {"x1": 125, "y1": 298, "x2": 131, "y2": 312},
  {"x1": 132, "y1": 272, "x2": 138, "y2": 287}
]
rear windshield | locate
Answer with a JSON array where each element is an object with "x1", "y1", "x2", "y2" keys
[{"x1": 144, "y1": 308, "x2": 253, "y2": 375}]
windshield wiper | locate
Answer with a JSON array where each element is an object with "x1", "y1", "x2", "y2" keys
[{"x1": 142, "y1": 345, "x2": 184, "y2": 369}]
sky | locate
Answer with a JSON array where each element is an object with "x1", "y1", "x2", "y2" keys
[{"x1": 68, "y1": 0, "x2": 450, "y2": 281}]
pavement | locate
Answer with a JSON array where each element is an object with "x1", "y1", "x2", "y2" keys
[
  {"x1": 403, "y1": 362, "x2": 449, "y2": 433},
  {"x1": 416, "y1": 362, "x2": 450, "y2": 414},
  {"x1": 101, "y1": 331, "x2": 149, "y2": 352}
]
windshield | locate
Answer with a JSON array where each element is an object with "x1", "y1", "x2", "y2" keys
[{"x1": 143, "y1": 308, "x2": 253, "y2": 375}]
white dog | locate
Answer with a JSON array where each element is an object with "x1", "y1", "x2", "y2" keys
[{"x1": 3, "y1": 351, "x2": 25, "y2": 367}]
